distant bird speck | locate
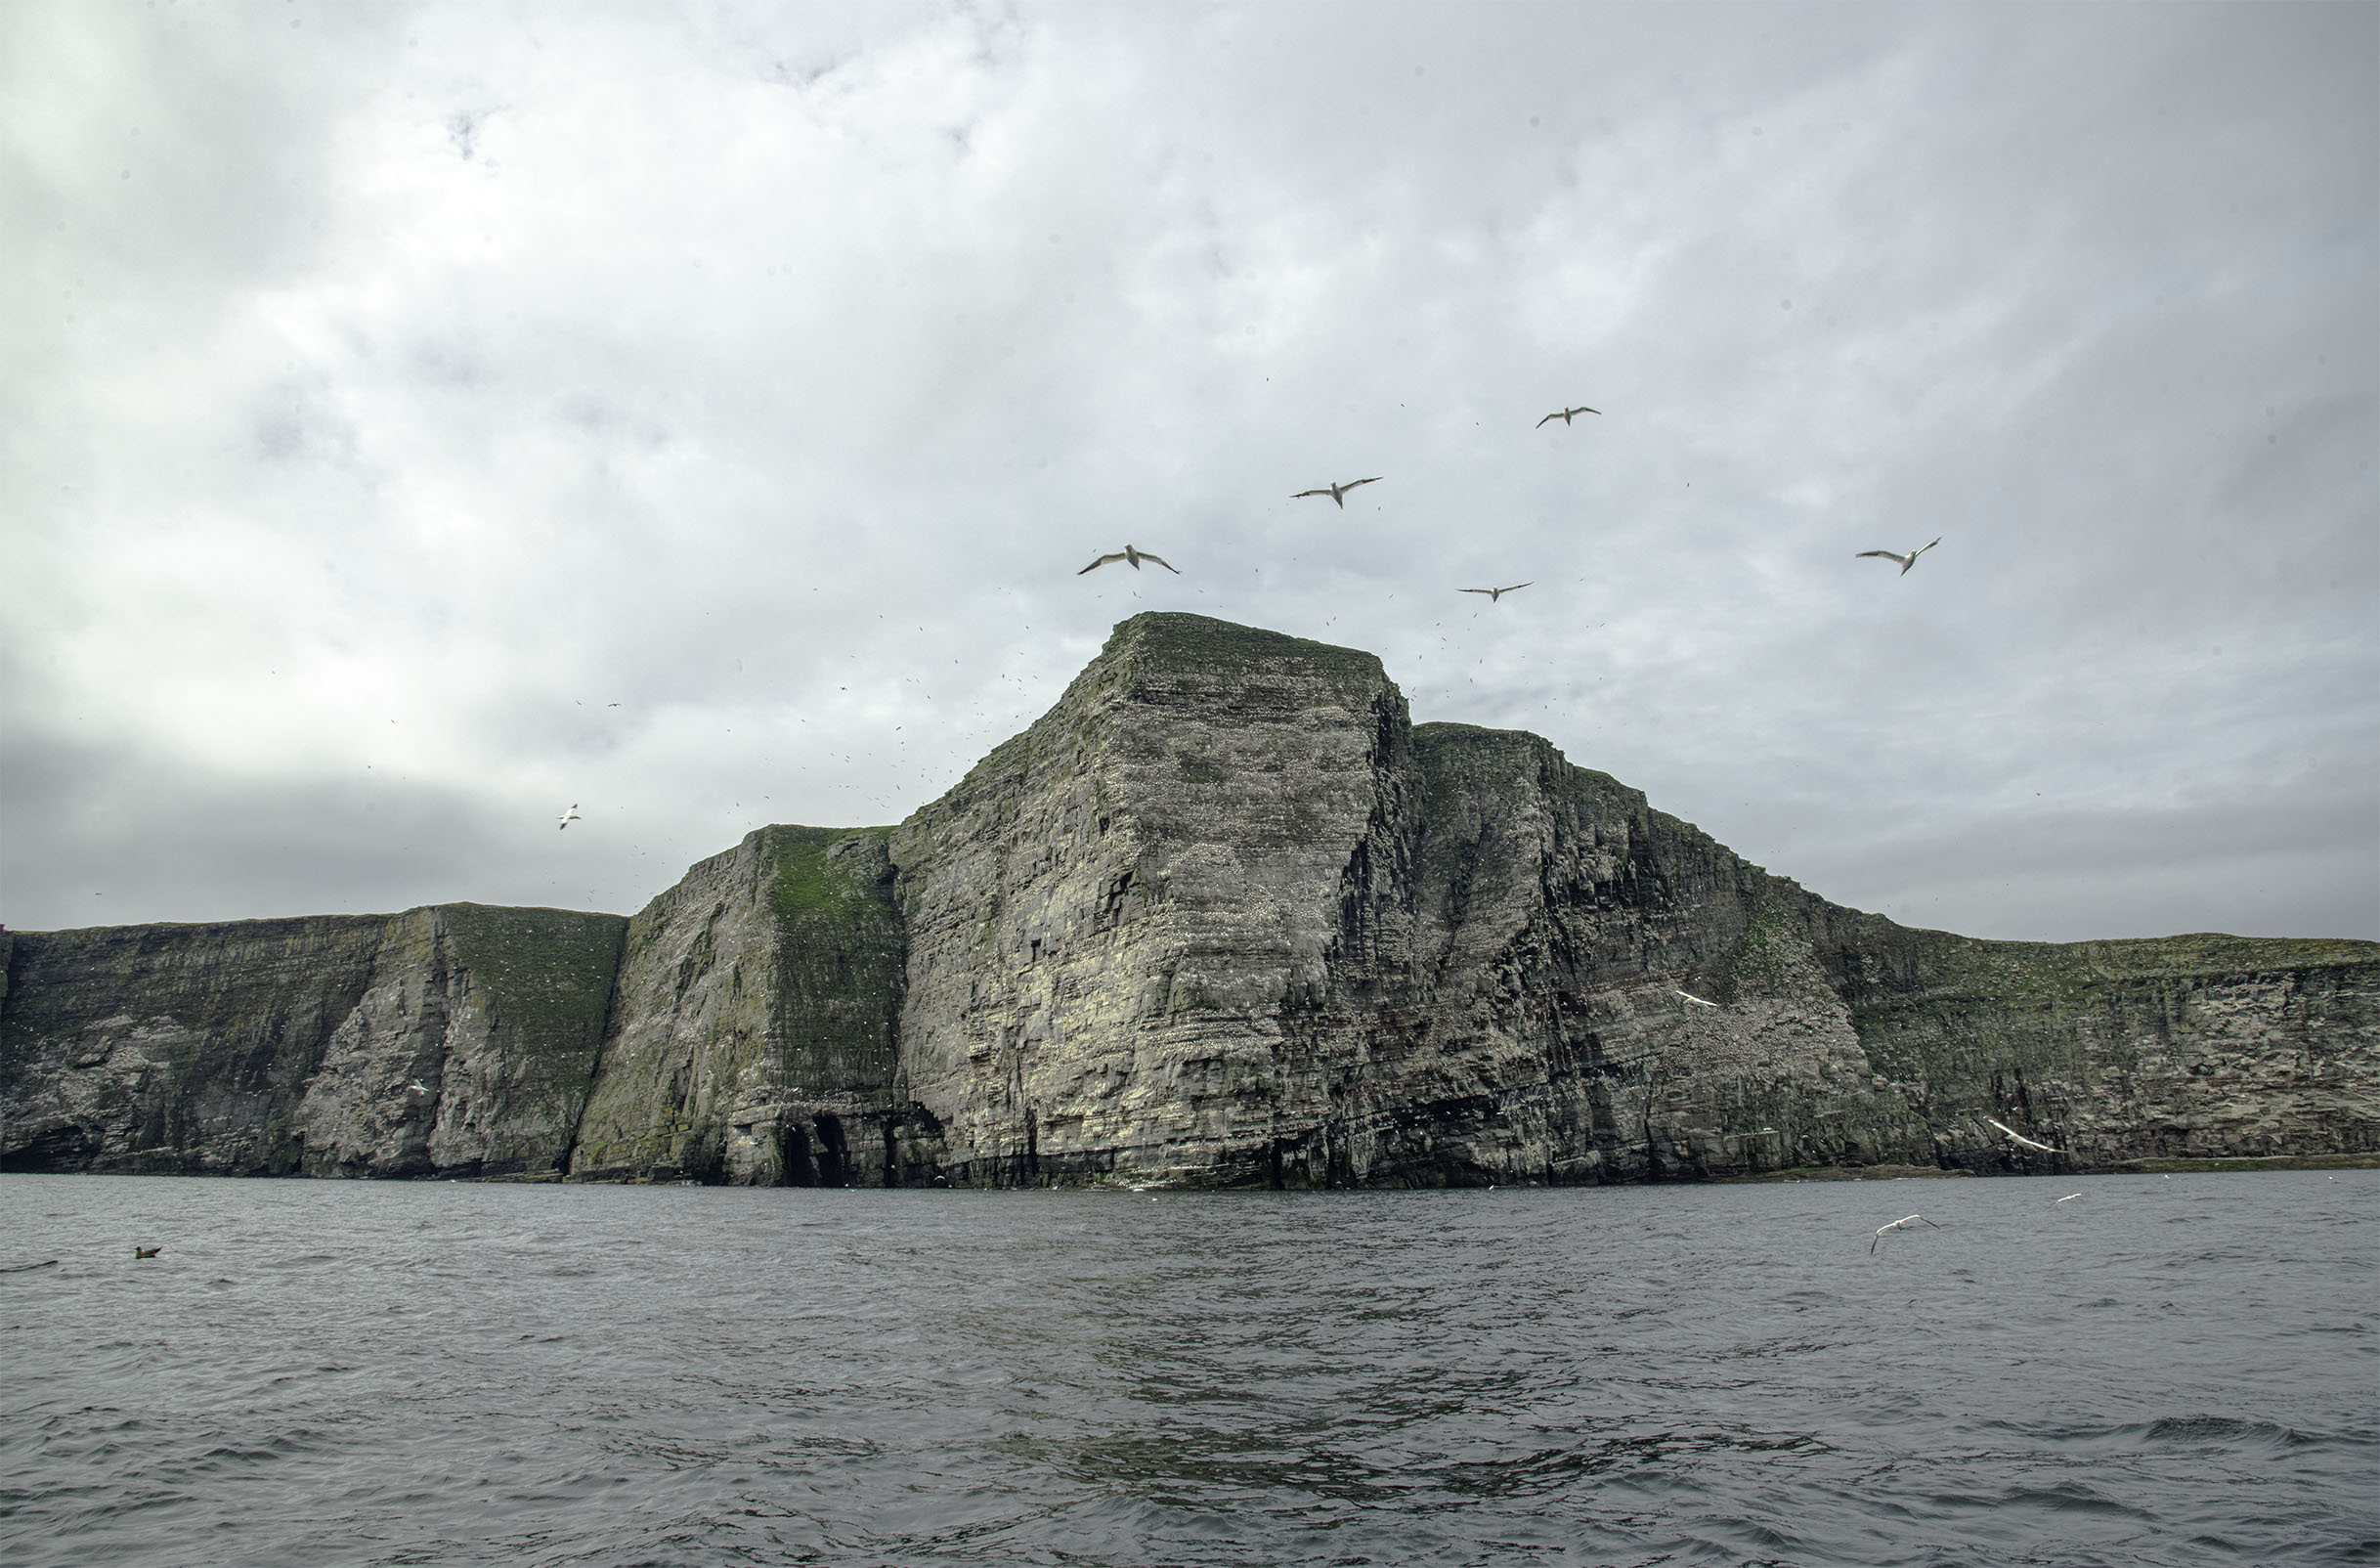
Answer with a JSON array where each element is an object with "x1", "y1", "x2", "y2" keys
[
  {"x1": 1536, "y1": 406, "x2": 1600, "y2": 427},
  {"x1": 134, "y1": 1245, "x2": 161, "y2": 1259},
  {"x1": 1675, "y1": 990, "x2": 1718, "y2": 1008},
  {"x1": 1460, "y1": 583, "x2": 1534, "y2": 602},
  {"x1": 1080, "y1": 545, "x2": 1180, "y2": 575},
  {"x1": 1292, "y1": 477, "x2": 1382, "y2": 508},
  {"x1": 1857, "y1": 538, "x2": 1942, "y2": 575},
  {"x1": 2055, "y1": 1193, "x2": 2082, "y2": 1202},
  {"x1": 558, "y1": 805, "x2": 581, "y2": 830}
]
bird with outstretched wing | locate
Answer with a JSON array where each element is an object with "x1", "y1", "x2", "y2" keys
[
  {"x1": 1291, "y1": 477, "x2": 1382, "y2": 508},
  {"x1": 1079, "y1": 544, "x2": 1181, "y2": 575},
  {"x1": 1856, "y1": 537, "x2": 1942, "y2": 575}
]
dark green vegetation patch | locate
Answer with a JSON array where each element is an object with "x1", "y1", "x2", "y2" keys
[{"x1": 762, "y1": 826, "x2": 906, "y2": 1100}]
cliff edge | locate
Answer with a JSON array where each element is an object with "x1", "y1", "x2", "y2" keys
[{"x1": 5, "y1": 614, "x2": 2373, "y2": 1184}]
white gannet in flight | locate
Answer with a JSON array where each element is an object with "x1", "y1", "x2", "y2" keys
[
  {"x1": 2055, "y1": 1192, "x2": 2082, "y2": 1203},
  {"x1": 1079, "y1": 544, "x2": 1181, "y2": 576},
  {"x1": 1856, "y1": 538, "x2": 1942, "y2": 575},
  {"x1": 558, "y1": 804, "x2": 581, "y2": 830},
  {"x1": 1291, "y1": 477, "x2": 1382, "y2": 508},
  {"x1": 1985, "y1": 1116, "x2": 2064, "y2": 1154},
  {"x1": 1459, "y1": 583, "x2": 1534, "y2": 602},
  {"x1": 1536, "y1": 406, "x2": 1600, "y2": 428},
  {"x1": 1675, "y1": 990, "x2": 1719, "y2": 1008},
  {"x1": 1870, "y1": 1214, "x2": 1939, "y2": 1253}
]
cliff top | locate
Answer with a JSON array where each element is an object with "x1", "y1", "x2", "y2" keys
[{"x1": 1099, "y1": 613, "x2": 1388, "y2": 689}]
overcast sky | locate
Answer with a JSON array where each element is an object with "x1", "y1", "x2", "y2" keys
[{"x1": 4, "y1": 1, "x2": 2373, "y2": 943}]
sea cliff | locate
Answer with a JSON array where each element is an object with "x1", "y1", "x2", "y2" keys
[{"x1": 6, "y1": 614, "x2": 2374, "y2": 1184}]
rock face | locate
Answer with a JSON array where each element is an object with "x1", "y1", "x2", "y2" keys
[
  {"x1": 4, "y1": 614, "x2": 2374, "y2": 1185},
  {"x1": 565, "y1": 825, "x2": 936, "y2": 1187},
  {"x1": 1836, "y1": 929, "x2": 2379, "y2": 1170},
  {"x1": 0, "y1": 905, "x2": 624, "y2": 1177}
]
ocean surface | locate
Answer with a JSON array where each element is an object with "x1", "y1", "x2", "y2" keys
[{"x1": 2, "y1": 1170, "x2": 2373, "y2": 1568}]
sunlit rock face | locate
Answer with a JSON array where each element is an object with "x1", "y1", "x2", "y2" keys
[
  {"x1": 884, "y1": 614, "x2": 1936, "y2": 1186},
  {"x1": 883, "y1": 614, "x2": 2377, "y2": 1185},
  {"x1": 4, "y1": 613, "x2": 2374, "y2": 1186},
  {"x1": 888, "y1": 614, "x2": 1402, "y2": 1185}
]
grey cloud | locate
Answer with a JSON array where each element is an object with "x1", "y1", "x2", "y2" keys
[{"x1": 1, "y1": 2, "x2": 2370, "y2": 940}]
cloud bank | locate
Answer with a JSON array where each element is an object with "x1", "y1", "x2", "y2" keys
[{"x1": 4, "y1": 1, "x2": 2373, "y2": 941}]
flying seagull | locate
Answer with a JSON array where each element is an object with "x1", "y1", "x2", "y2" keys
[
  {"x1": 1985, "y1": 1116, "x2": 2064, "y2": 1154},
  {"x1": 1460, "y1": 583, "x2": 1534, "y2": 602},
  {"x1": 1870, "y1": 1214, "x2": 1939, "y2": 1254},
  {"x1": 135, "y1": 1246, "x2": 161, "y2": 1259},
  {"x1": 558, "y1": 805, "x2": 581, "y2": 830},
  {"x1": 1536, "y1": 406, "x2": 1600, "y2": 427},
  {"x1": 1291, "y1": 477, "x2": 1381, "y2": 508},
  {"x1": 1856, "y1": 538, "x2": 1942, "y2": 575},
  {"x1": 2055, "y1": 1193, "x2": 2082, "y2": 1203},
  {"x1": 1079, "y1": 544, "x2": 1180, "y2": 575},
  {"x1": 1675, "y1": 990, "x2": 1719, "y2": 1008}
]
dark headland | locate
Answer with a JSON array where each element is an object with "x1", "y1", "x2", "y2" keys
[{"x1": 4, "y1": 614, "x2": 2374, "y2": 1186}]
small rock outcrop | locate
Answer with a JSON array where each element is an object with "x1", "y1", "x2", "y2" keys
[{"x1": 3, "y1": 614, "x2": 2373, "y2": 1185}]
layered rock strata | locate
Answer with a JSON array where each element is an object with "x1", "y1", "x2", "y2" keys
[
  {"x1": 0, "y1": 905, "x2": 623, "y2": 1177},
  {"x1": 4, "y1": 613, "x2": 2374, "y2": 1185},
  {"x1": 565, "y1": 825, "x2": 937, "y2": 1186}
]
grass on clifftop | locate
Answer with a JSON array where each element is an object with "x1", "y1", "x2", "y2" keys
[
  {"x1": 437, "y1": 903, "x2": 626, "y2": 1052},
  {"x1": 1873, "y1": 927, "x2": 2380, "y2": 1004},
  {"x1": 1103, "y1": 612, "x2": 1389, "y2": 690},
  {"x1": 765, "y1": 825, "x2": 897, "y2": 927}
]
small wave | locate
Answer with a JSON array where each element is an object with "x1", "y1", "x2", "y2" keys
[
  {"x1": 2142, "y1": 1415, "x2": 2320, "y2": 1451},
  {"x1": 1977, "y1": 1414, "x2": 2362, "y2": 1454},
  {"x1": 0, "y1": 1259, "x2": 61, "y2": 1274},
  {"x1": 1941, "y1": 1479, "x2": 2158, "y2": 1521}
]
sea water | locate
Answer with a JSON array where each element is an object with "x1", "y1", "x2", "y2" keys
[{"x1": 2, "y1": 1170, "x2": 2373, "y2": 1567}]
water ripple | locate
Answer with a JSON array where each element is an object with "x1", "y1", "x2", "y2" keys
[{"x1": 1, "y1": 1170, "x2": 2374, "y2": 1567}]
